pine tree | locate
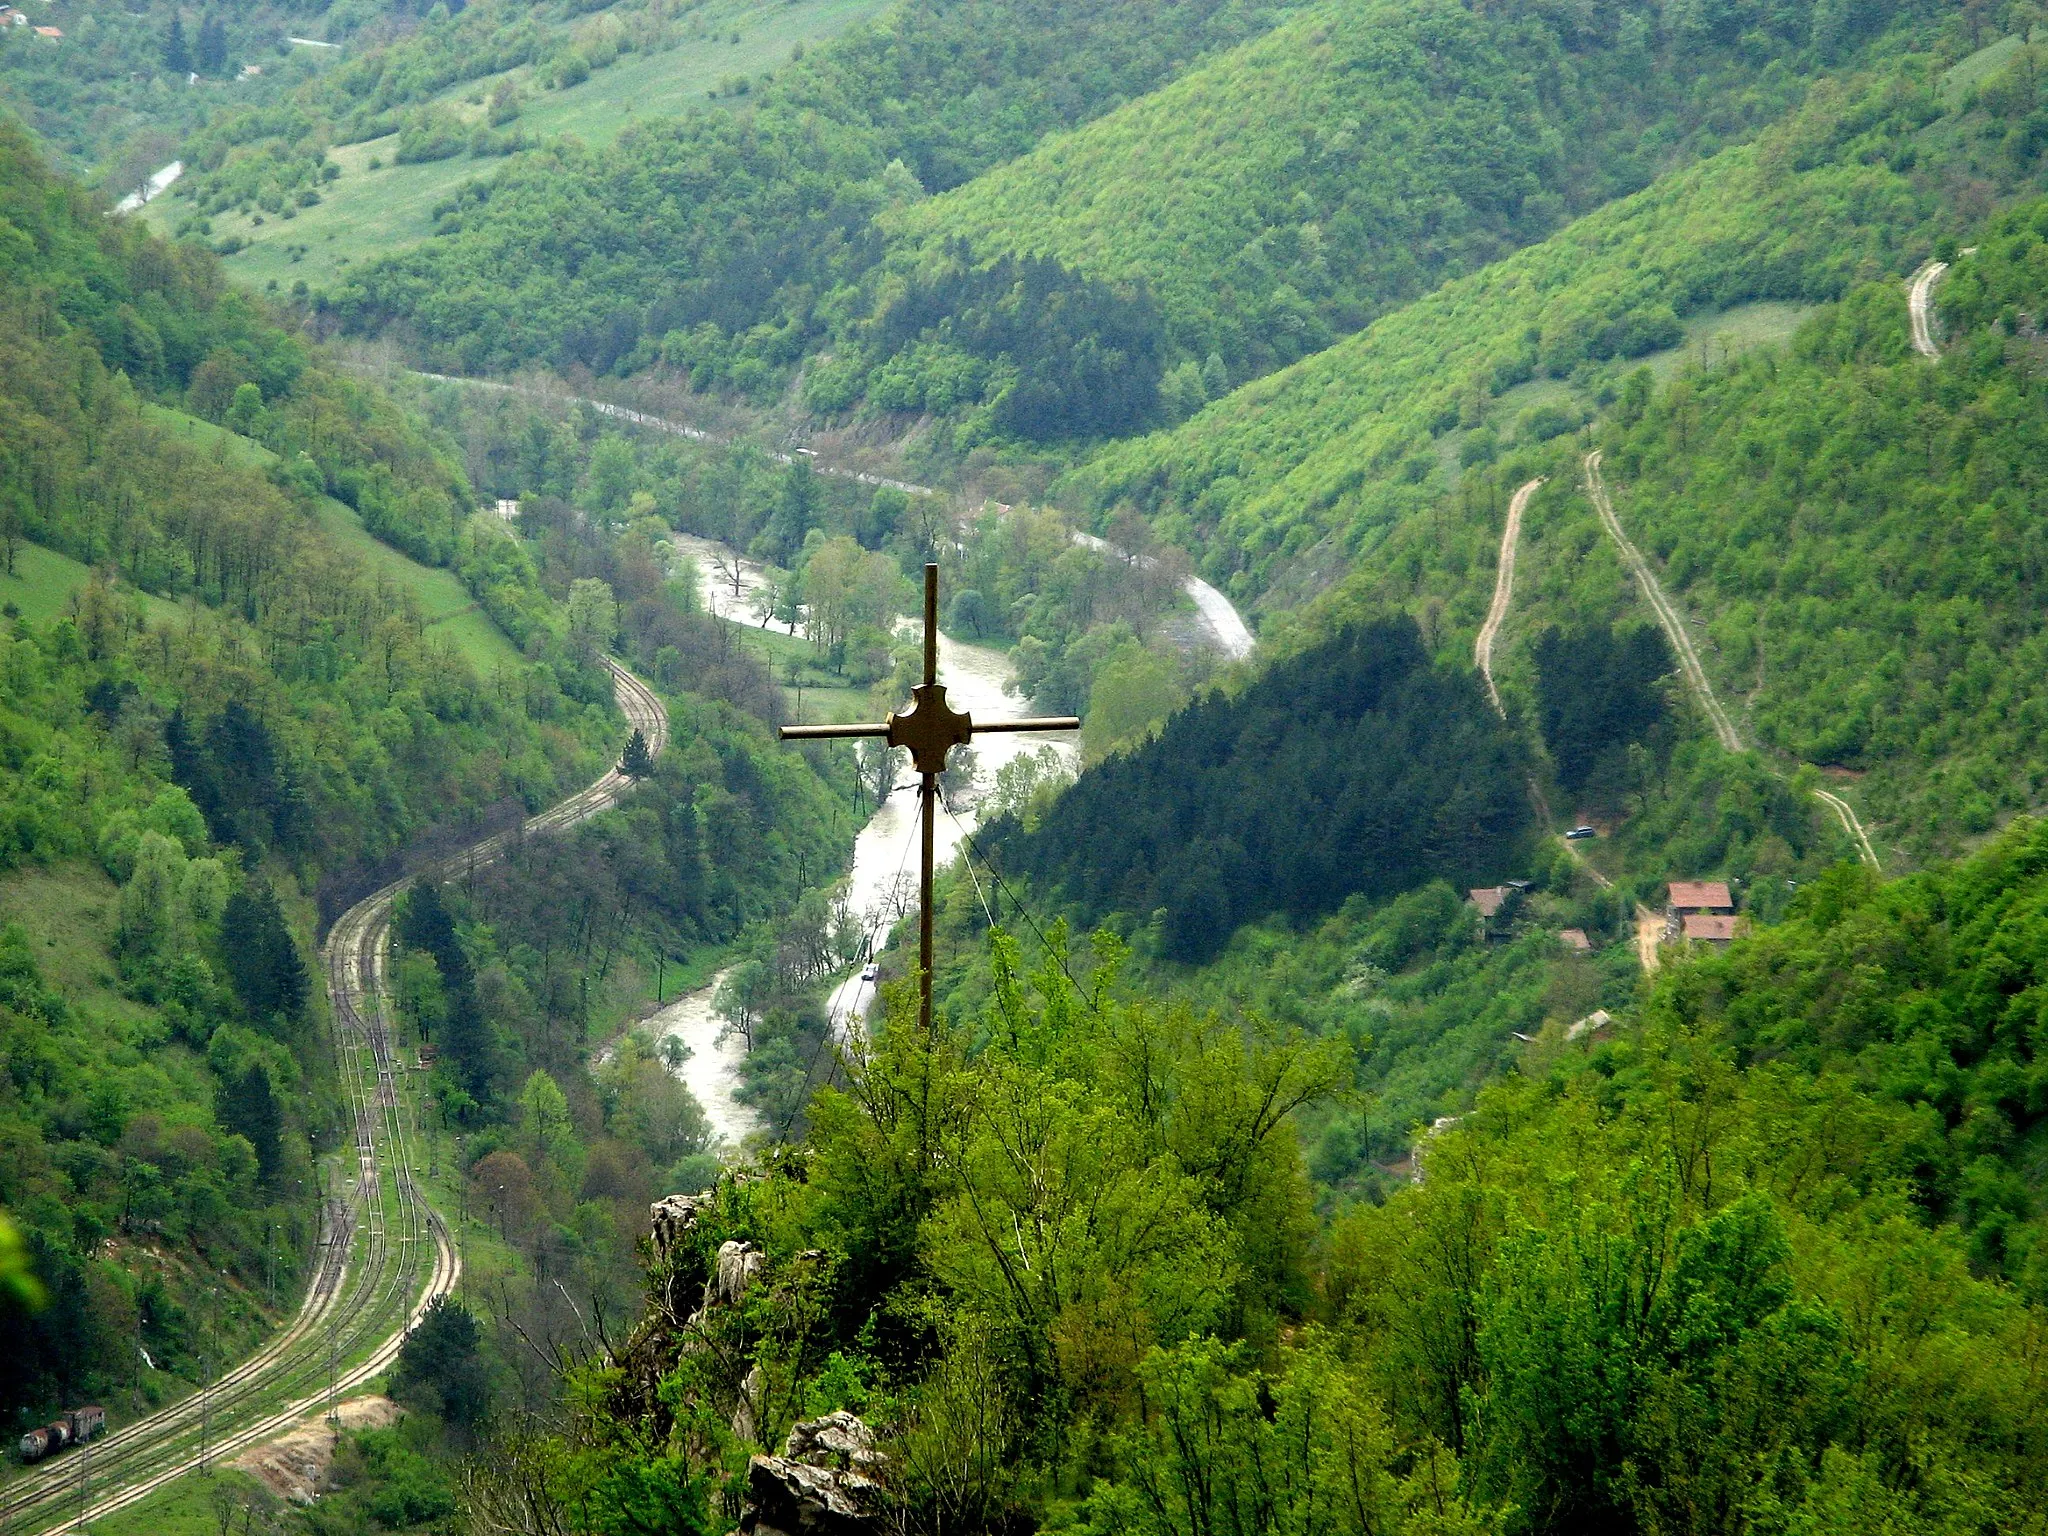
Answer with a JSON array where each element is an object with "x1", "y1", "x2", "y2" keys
[
  {"x1": 620, "y1": 728, "x2": 655, "y2": 778},
  {"x1": 223, "y1": 1066, "x2": 284, "y2": 1184},
  {"x1": 221, "y1": 884, "x2": 308, "y2": 1027},
  {"x1": 196, "y1": 16, "x2": 228, "y2": 75},
  {"x1": 391, "y1": 1298, "x2": 490, "y2": 1426},
  {"x1": 164, "y1": 14, "x2": 191, "y2": 75},
  {"x1": 398, "y1": 884, "x2": 497, "y2": 1102}
]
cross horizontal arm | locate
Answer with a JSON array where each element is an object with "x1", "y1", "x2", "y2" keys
[
  {"x1": 973, "y1": 717, "x2": 1081, "y2": 733},
  {"x1": 779, "y1": 722, "x2": 893, "y2": 740}
]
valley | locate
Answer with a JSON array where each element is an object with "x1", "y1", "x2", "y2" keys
[{"x1": 7, "y1": 4, "x2": 2048, "y2": 1536}]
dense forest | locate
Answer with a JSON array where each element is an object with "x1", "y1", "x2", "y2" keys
[
  {"x1": 885, "y1": 0, "x2": 1919, "y2": 394},
  {"x1": 984, "y1": 619, "x2": 1533, "y2": 964}
]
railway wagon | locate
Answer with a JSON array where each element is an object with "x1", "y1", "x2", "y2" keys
[{"x1": 17, "y1": 1405, "x2": 105, "y2": 1463}]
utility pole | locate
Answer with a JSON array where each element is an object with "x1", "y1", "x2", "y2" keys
[
  {"x1": 326, "y1": 1320, "x2": 338, "y2": 1427},
  {"x1": 198, "y1": 1350, "x2": 210, "y2": 1475},
  {"x1": 779, "y1": 564, "x2": 1076, "y2": 1030}
]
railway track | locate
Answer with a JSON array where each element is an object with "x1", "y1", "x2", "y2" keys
[{"x1": 0, "y1": 660, "x2": 666, "y2": 1536}]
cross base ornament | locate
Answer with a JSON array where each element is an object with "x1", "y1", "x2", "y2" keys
[{"x1": 781, "y1": 564, "x2": 1078, "y2": 1029}]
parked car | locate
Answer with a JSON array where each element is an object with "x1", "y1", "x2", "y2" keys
[
  {"x1": 860, "y1": 963, "x2": 879, "y2": 982},
  {"x1": 1566, "y1": 825, "x2": 1598, "y2": 840}
]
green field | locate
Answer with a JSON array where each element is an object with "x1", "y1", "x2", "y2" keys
[
  {"x1": 1642, "y1": 300, "x2": 1817, "y2": 382},
  {"x1": 87, "y1": 1467, "x2": 274, "y2": 1536},
  {"x1": 166, "y1": 0, "x2": 891, "y2": 293},
  {"x1": 305, "y1": 500, "x2": 525, "y2": 675},
  {"x1": 1941, "y1": 30, "x2": 2027, "y2": 103},
  {"x1": 140, "y1": 405, "x2": 523, "y2": 674},
  {"x1": 732, "y1": 619, "x2": 874, "y2": 722},
  {"x1": 0, "y1": 542, "x2": 185, "y2": 628}
]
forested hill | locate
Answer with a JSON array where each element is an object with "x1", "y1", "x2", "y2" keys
[
  {"x1": 330, "y1": 0, "x2": 1945, "y2": 449},
  {"x1": 878, "y1": 0, "x2": 1912, "y2": 396},
  {"x1": 1090, "y1": 44, "x2": 2048, "y2": 863},
  {"x1": 983, "y1": 618, "x2": 1532, "y2": 964},
  {"x1": 0, "y1": 117, "x2": 849, "y2": 1427},
  {"x1": 0, "y1": 110, "x2": 599, "y2": 1414},
  {"x1": 492, "y1": 815, "x2": 2048, "y2": 1536},
  {"x1": 326, "y1": 0, "x2": 1282, "y2": 379},
  {"x1": 1066, "y1": 65, "x2": 1956, "y2": 609}
]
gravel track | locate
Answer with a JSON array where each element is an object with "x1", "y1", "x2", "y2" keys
[
  {"x1": 1475, "y1": 478, "x2": 1543, "y2": 716},
  {"x1": 1583, "y1": 452, "x2": 1880, "y2": 872},
  {"x1": 1909, "y1": 259, "x2": 1949, "y2": 358}
]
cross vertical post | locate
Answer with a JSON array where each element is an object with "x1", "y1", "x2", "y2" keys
[{"x1": 780, "y1": 563, "x2": 1078, "y2": 1031}]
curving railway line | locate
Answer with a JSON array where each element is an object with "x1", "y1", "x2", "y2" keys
[{"x1": 1, "y1": 660, "x2": 666, "y2": 1536}]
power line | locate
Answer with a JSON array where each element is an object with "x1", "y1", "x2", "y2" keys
[
  {"x1": 773, "y1": 789, "x2": 924, "y2": 1143},
  {"x1": 935, "y1": 785, "x2": 1096, "y2": 1011}
]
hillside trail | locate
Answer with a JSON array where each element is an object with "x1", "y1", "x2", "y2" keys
[
  {"x1": 1584, "y1": 451, "x2": 1743, "y2": 754},
  {"x1": 1475, "y1": 477, "x2": 1542, "y2": 713},
  {"x1": 6, "y1": 661, "x2": 666, "y2": 1536},
  {"x1": 1472, "y1": 476, "x2": 1609, "y2": 887},
  {"x1": 1635, "y1": 908, "x2": 1663, "y2": 972},
  {"x1": 1582, "y1": 451, "x2": 1881, "y2": 872},
  {"x1": 1909, "y1": 259, "x2": 1949, "y2": 357},
  {"x1": 410, "y1": 371, "x2": 1255, "y2": 662}
]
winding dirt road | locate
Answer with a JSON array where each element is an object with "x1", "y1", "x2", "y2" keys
[
  {"x1": 1909, "y1": 259, "x2": 1949, "y2": 358},
  {"x1": 2, "y1": 660, "x2": 665, "y2": 1536},
  {"x1": 1583, "y1": 452, "x2": 1880, "y2": 872},
  {"x1": 1475, "y1": 478, "x2": 1543, "y2": 714},
  {"x1": 1585, "y1": 452, "x2": 1744, "y2": 753}
]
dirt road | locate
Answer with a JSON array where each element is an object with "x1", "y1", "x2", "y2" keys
[
  {"x1": 1908, "y1": 259, "x2": 1949, "y2": 358},
  {"x1": 1584, "y1": 452, "x2": 1744, "y2": 753},
  {"x1": 1476, "y1": 478, "x2": 1543, "y2": 715},
  {"x1": 1584, "y1": 452, "x2": 1881, "y2": 872}
]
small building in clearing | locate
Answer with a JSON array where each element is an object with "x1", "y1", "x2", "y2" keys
[
  {"x1": 1665, "y1": 879, "x2": 1734, "y2": 939},
  {"x1": 1681, "y1": 913, "x2": 1742, "y2": 948},
  {"x1": 1469, "y1": 886, "x2": 1516, "y2": 939},
  {"x1": 1558, "y1": 928, "x2": 1592, "y2": 954},
  {"x1": 1667, "y1": 879, "x2": 1734, "y2": 915}
]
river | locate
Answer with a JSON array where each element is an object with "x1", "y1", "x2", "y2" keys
[{"x1": 649, "y1": 531, "x2": 1247, "y2": 1151}]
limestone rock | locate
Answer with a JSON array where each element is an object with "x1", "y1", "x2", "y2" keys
[
  {"x1": 649, "y1": 1191, "x2": 711, "y2": 1254},
  {"x1": 731, "y1": 1363, "x2": 765, "y2": 1444},
  {"x1": 784, "y1": 1410, "x2": 883, "y2": 1471},
  {"x1": 735, "y1": 1452, "x2": 887, "y2": 1536},
  {"x1": 707, "y1": 1239, "x2": 765, "y2": 1309}
]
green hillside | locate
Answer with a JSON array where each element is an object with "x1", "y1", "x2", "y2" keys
[
  {"x1": 492, "y1": 816, "x2": 2048, "y2": 1536},
  {"x1": 0, "y1": 109, "x2": 625, "y2": 1424},
  {"x1": 881, "y1": 0, "x2": 1871, "y2": 387},
  {"x1": 149, "y1": 0, "x2": 896, "y2": 293},
  {"x1": 325, "y1": 0, "x2": 1288, "y2": 375},
  {"x1": 1065, "y1": 80, "x2": 1945, "y2": 606}
]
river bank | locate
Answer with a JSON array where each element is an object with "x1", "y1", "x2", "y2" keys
[{"x1": 654, "y1": 528, "x2": 1249, "y2": 1154}]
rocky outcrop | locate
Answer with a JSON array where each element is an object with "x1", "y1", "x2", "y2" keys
[
  {"x1": 650, "y1": 1191, "x2": 711, "y2": 1255},
  {"x1": 783, "y1": 1411, "x2": 883, "y2": 1472},
  {"x1": 729, "y1": 1415, "x2": 889, "y2": 1536},
  {"x1": 709, "y1": 1239, "x2": 766, "y2": 1308}
]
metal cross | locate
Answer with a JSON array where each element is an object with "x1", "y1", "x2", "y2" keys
[{"x1": 781, "y1": 563, "x2": 1078, "y2": 1030}]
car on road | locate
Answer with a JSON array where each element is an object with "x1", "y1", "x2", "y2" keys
[
  {"x1": 1566, "y1": 826, "x2": 1598, "y2": 840},
  {"x1": 860, "y1": 963, "x2": 879, "y2": 982}
]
